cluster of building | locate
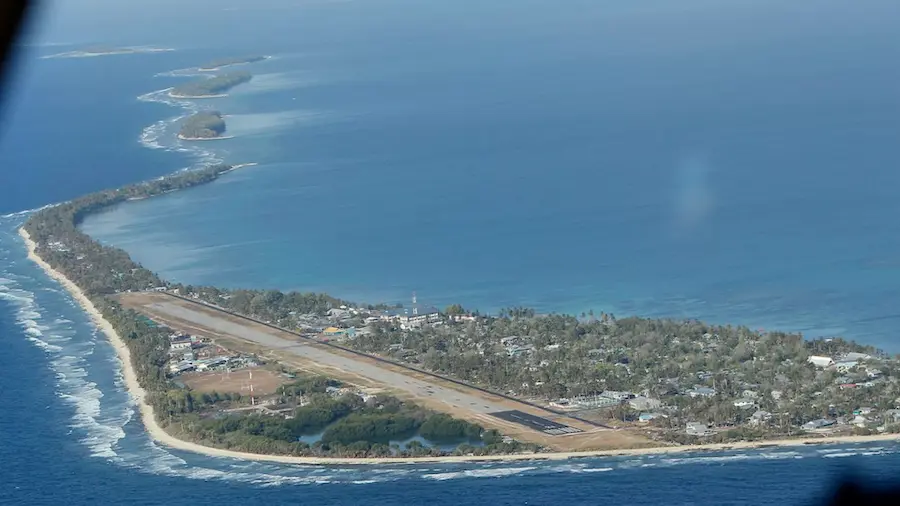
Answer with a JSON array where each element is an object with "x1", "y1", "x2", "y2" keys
[
  {"x1": 166, "y1": 332, "x2": 254, "y2": 375},
  {"x1": 807, "y1": 352, "x2": 885, "y2": 390},
  {"x1": 806, "y1": 352, "x2": 873, "y2": 370},
  {"x1": 500, "y1": 336, "x2": 535, "y2": 358},
  {"x1": 295, "y1": 297, "x2": 460, "y2": 339}
]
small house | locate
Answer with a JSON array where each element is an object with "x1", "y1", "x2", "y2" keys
[
  {"x1": 629, "y1": 396, "x2": 662, "y2": 411},
  {"x1": 638, "y1": 413, "x2": 664, "y2": 423},
  {"x1": 750, "y1": 410, "x2": 772, "y2": 425},
  {"x1": 601, "y1": 391, "x2": 635, "y2": 401},
  {"x1": 688, "y1": 386, "x2": 717, "y2": 398},
  {"x1": 801, "y1": 419, "x2": 835, "y2": 431},
  {"x1": 686, "y1": 422, "x2": 714, "y2": 436}
]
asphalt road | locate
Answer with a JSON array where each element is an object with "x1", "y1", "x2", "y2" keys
[{"x1": 147, "y1": 301, "x2": 525, "y2": 415}]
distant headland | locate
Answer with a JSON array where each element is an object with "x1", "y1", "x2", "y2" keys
[
  {"x1": 198, "y1": 56, "x2": 270, "y2": 72},
  {"x1": 178, "y1": 111, "x2": 231, "y2": 141},
  {"x1": 169, "y1": 71, "x2": 253, "y2": 99},
  {"x1": 41, "y1": 45, "x2": 174, "y2": 59}
]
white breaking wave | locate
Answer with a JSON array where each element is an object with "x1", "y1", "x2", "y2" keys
[
  {"x1": 0, "y1": 276, "x2": 130, "y2": 459},
  {"x1": 1, "y1": 202, "x2": 59, "y2": 220},
  {"x1": 423, "y1": 466, "x2": 539, "y2": 481},
  {"x1": 135, "y1": 88, "x2": 223, "y2": 167},
  {"x1": 0, "y1": 228, "x2": 435, "y2": 485},
  {"x1": 4, "y1": 225, "x2": 900, "y2": 485}
]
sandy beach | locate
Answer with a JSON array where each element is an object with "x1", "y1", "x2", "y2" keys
[
  {"x1": 168, "y1": 92, "x2": 229, "y2": 99},
  {"x1": 17, "y1": 226, "x2": 900, "y2": 465},
  {"x1": 177, "y1": 134, "x2": 235, "y2": 141}
]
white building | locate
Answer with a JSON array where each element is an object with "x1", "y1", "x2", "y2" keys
[
  {"x1": 600, "y1": 391, "x2": 635, "y2": 401},
  {"x1": 629, "y1": 396, "x2": 662, "y2": 411},
  {"x1": 688, "y1": 386, "x2": 717, "y2": 398},
  {"x1": 807, "y1": 356, "x2": 835, "y2": 368},
  {"x1": 733, "y1": 399, "x2": 756, "y2": 409},
  {"x1": 686, "y1": 422, "x2": 714, "y2": 436},
  {"x1": 170, "y1": 340, "x2": 193, "y2": 351},
  {"x1": 801, "y1": 419, "x2": 835, "y2": 431},
  {"x1": 381, "y1": 305, "x2": 441, "y2": 325},
  {"x1": 549, "y1": 398, "x2": 573, "y2": 409},
  {"x1": 571, "y1": 394, "x2": 619, "y2": 409}
]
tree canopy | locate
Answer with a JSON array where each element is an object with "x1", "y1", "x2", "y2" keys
[
  {"x1": 171, "y1": 71, "x2": 252, "y2": 97},
  {"x1": 179, "y1": 111, "x2": 226, "y2": 139}
]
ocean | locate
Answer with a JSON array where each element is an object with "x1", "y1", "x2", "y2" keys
[{"x1": 3, "y1": 0, "x2": 900, "y2": 503}]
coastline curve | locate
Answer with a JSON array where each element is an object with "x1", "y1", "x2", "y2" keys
[{"x1": 16, "y1": 223, "x2": 900, "y2": 465}]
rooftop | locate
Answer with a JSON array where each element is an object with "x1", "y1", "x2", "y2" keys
[{"x1": 384, "y1": 306, "x2": 440, "y2": 317}]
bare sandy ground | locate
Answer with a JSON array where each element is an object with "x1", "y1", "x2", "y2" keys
[{"x1": 19, "y1": 227, "x2": 900, "y2": 465}]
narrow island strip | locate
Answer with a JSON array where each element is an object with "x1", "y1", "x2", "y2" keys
[
  {"x1": 19, "y1": 161, "x2": 900, "y2": 464},
  {"x1": 41, "y1": 45, "x2": 175, "y2": 59},
  {"x1": 169, "y1": 71, "x2": 253, "y2": 99},
  {"x1": 198, "y1": 55, "x2": 270, "y2": 72}
]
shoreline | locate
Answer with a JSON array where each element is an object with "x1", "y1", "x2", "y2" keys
[
  {"x1": 197, "y1": 56, "x2": 272, "y2": 72},
  {"x1": 16, "y1": 227, "x2": 900, "y2": 465},
  {"x1": 168, "y1": 92, "x2": 228, "y2": 99},
  {"x1": 177, "y1": 134, "x2": 235, "y2": 141}
]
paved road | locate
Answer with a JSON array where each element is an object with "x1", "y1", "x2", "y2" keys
[{"x1": 147, "y1": 301, "x2": 524, "y2": 415}]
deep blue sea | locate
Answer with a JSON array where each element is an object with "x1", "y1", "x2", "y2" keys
[{"x1": 3, "y1": 0, "x2": 900, "y2": 503}]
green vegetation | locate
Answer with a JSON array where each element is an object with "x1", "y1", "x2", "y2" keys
[
  {"x1": 171, "y1": 71, "x2": 252, "y2": 98},
  {"x1": 24, "y1": 163, "x2": 233, "y2": 296},
  {"x1": 199, "y1": 56, "x2": 267, "y2": 71},
  {"x1": 179, "y1": 111, "x2": 226, "y2": 139},
  {"x1": 21, "y1": 162, "x2": 537, "y2": 459},
  {"x1": 320, "y1": 412, "x2": 419, "y2": 446},
  {"x1": 176, "y1": 285, "x2": 349, "y2": 319},
  {"x1": 419, "y1": 413, "x2": 483, "y2": 441},
  {"x1": 179, "y1": 288, "x2": 900, "y2": 442},
  {"x1": 25, "y1": 114, "x2": 900, "y2": 450}
]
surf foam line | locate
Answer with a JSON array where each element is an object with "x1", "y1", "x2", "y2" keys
[
  {"x1": 136, "y1": 88, "x2": 223, "y2": 167},
  {"x1": 0, "y1": 234, "x2": 131, "y2": 459},
  {"x1": 1, "y1": 202, "x2": 60, "y2": 220},
  {"x1": 0, "y1": 220, "x2": 389, "y2": 485},
  {"x1": 5, "y1": 236, "x2": 900, "y2": 490}
]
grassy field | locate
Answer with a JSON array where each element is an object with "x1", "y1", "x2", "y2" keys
[{"x1": 180, "y1": 368, "x2": 290, "y2": 396}]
